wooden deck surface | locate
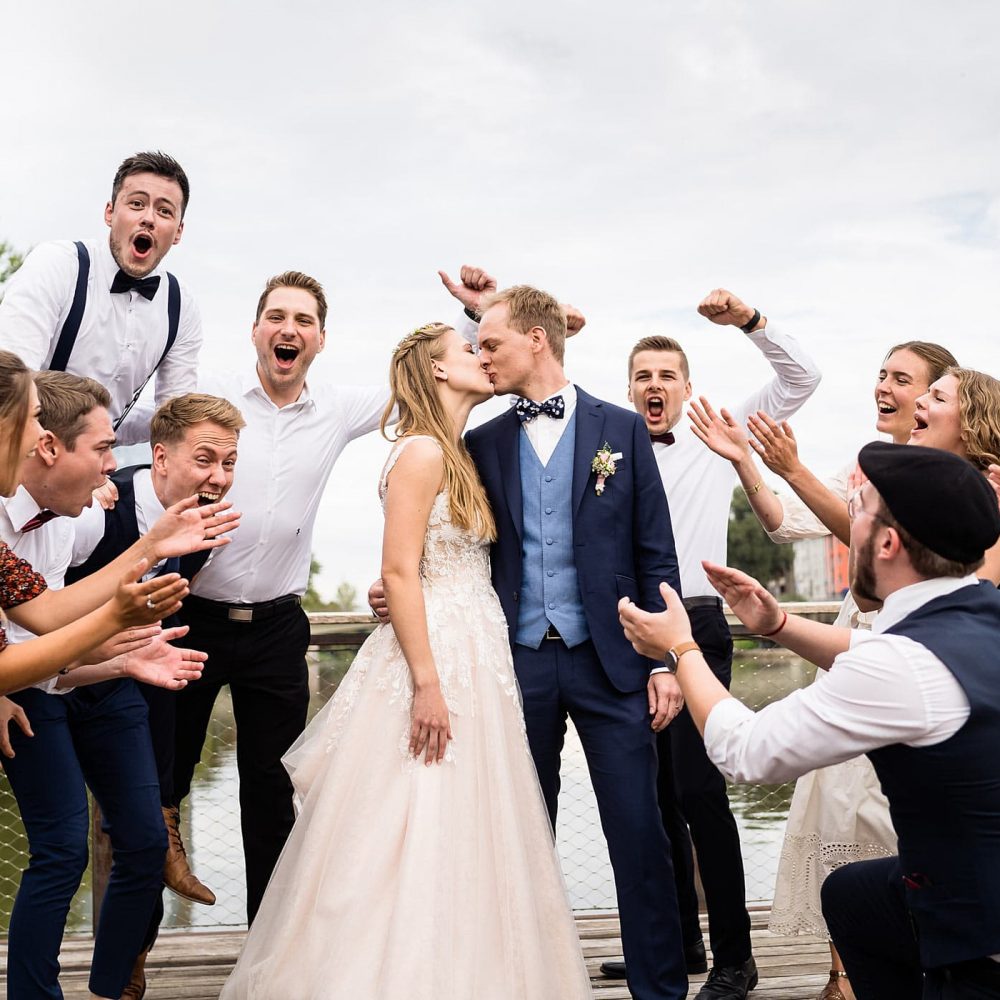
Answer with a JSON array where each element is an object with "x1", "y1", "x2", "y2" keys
[{"x1": 1, "y1": 909, "x2": 832, "y2": 998}]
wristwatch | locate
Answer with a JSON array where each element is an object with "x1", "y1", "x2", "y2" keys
[{"x1": 663, "y1": 640, "x2": 700, "y2": 674}]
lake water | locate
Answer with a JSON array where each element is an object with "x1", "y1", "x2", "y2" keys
[{"x1": 0, "y1": 647, "x2": 817, "y2": 931}]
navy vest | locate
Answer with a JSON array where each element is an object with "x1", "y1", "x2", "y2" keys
[
  {"x1": 869, "y1": 581, "x2": 1000, "y2": 967},
  {"x1": 66, "y1": 465, "x2": 209, "y2": 587}
]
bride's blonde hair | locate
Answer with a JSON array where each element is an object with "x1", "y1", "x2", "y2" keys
[{"x1": 381, "y1": 324, "x2": 496, "y2": 541}]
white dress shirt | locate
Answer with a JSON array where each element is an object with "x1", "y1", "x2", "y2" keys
[
  {"x1": 0, "y1": 238, "x2": 201, "y2": 446},
  {"x1": 520, "y1": 383, "x2": 576, "y2": 465},
  {"x1": 703, "y1": 575, "x2": 975, "y2": 785},
  {"x1": 189, "y1": 370, "x2": 388, "y2": 603},
  {"x1": 71, "y1": 467, "x2": 166, "y2": 581},
  {"x1": 0, "y1": 487, "x2": 75, "y2": 692},
  {"x1": 653, "y1": 323, "x2": 821, "y2": 598}
]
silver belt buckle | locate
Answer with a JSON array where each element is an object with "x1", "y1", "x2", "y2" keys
[{"x1": 228, "y1": 607, "x2": 254, "y2": 623}]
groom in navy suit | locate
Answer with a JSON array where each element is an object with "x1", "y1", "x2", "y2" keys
[{"x1": 464, "y1": 284, "x2": 688, "y2": 1000}]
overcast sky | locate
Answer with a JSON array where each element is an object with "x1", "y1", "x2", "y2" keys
[{"x1": 4, "y1": 1, "x2": 999, "y2": 601}]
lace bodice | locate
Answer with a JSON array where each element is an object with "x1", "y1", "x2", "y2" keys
[{"x1": 379, "y1": 437, "x2": 492, "y2": 591}]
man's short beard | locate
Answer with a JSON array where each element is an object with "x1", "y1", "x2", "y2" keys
[
  {"x1": 108, "y1": 234, "x2": 156, "y2": 278},
  {"x1": 851, "y1": 533, "x2": 881, "y2": 605}
]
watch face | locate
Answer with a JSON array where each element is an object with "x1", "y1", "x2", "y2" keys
[{"x1": 662, "y1": 651, "x2": 679, "y2": 674}]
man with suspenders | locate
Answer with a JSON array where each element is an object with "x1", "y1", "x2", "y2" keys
[{"x1": 0, "y1": 150, "x2": 200, "y2": 447}]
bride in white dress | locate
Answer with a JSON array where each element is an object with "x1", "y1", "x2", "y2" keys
[{"x1": 220, "y1": 323, "x2": 592, "y2": 1000}]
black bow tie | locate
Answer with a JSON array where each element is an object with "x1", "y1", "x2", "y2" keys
[
  {"x1": 515, "y1": 395, "x2": 565, "y2": 423},
  {"x1": 111, "y1": 269, "x2": 161, "y2": 301},
  {"x1": 650, "y1": 431, "x2": 676, "y2": 446},
  {"x1": 20, "y1": 509, "x2": 59, "y2": 533}
]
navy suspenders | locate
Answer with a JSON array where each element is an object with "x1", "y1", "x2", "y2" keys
[{"x1": 47, "y1": 241, "x2": 181, "y2": 429}]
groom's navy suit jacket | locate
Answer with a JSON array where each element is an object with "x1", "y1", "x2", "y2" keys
[{"x1": 466, "y1": 386, "x2": 681, "y2": 693}]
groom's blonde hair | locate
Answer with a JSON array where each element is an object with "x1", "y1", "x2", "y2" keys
[
  {"x1": 381, "y1": 323, "x2": 496, "y2": 541},
  {"x1": 480, "y1": 285, "x2": 567, "y2": 364}
]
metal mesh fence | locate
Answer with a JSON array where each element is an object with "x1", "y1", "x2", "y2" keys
[{"x1": 0, "y1": 611, "x2": 831, "y2": 933}]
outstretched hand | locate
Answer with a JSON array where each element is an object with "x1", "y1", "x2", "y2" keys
[
  {"x1": 702, "y1": 561, "x2": 783, "y2": 635},
  {"x1": 747, "y1": 412, "x2": 801, "y2": 480},
  {"x1": 113, "y1": 559, "x2": 189, "y2": 628},
  {"x1": 147, "y1": 496, "x2": 241, "y2": 560},
  {"x1": 688, "y1": 396, "x2": 750, "y2": 463},
  {"x1": 438, "y1": 265, "x2": 497, "y2": 315},
  {"x1": 123, "y1": 626, "x2": 207, "y2": 690}
]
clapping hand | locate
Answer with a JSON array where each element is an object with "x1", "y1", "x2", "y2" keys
[
  {"x1": 438, "y1": 265, "x2": 498, "y2": 316},
  {"x1": 702, "y1": 561, "x2": 783, "y2": 635},
  {"x1": 688, "y1": 396, "x2": 750, "y2": 463},
  {"x1": 747, "y1": 412, "x2": 801, "y2": 480}
]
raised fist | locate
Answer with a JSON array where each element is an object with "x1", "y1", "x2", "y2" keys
[
  {"x1": 438, "y1": 265, "x2": 498, "y2": 315},
  {"x1": 562, "y1": 304, "x2": 586, "y2": 337},
  {"x1": 697, "y1": 288, "x2": 759, "y2": 329}
]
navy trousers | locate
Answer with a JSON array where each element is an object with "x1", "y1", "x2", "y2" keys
[
  {"x1": 3, "y1": 681, "x2": 166, "y2": 1000},
  {"x1": 514, "y1": 637, "x2": 687, "y2": 1000},
  {"x1": 657, "y1": 605, "x2": 752, "y2": 967},
  {"x1": 824, "y1": 858, "x2": 1000, "y2": 1000}
]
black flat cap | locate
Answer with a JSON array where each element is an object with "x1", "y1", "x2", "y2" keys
[{"x1": 857, "y1": 442, "x2": 1000, "y2": 563}]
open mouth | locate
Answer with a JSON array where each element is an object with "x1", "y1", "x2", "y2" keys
[
  {"x1": 877, "y1": 402, "x2": 897, "y2": 415},
  {"x1": 132, "y1": 233, "x2": 154, "y2": 258},
  {"x1": 646, "y1": 396, "x2": 665, "y2": 422},
  {"x1": 273, "y1": 343, "x2": 300, "y2": 370},
  {"x1": 912, "y1": 413, "x2": 928, "y2": 431},
  {"x1": 197, "y1": 491, "x2": 221, "y2": 506}
]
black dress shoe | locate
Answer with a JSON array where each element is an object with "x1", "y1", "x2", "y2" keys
[
  {"x1": 600, "y1": 939, "x2": 709, "y2": 979},
  {"x1": 693, "y1": 957, "x2": 758, "y2": 999}
]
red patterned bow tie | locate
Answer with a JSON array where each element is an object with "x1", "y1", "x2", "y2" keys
[
  {"x1": 20, "y1": 509, "x2": 59, "y2": 533},
  {"x1": 650, "y1": 431, "x2": 675, "y2": 446}
]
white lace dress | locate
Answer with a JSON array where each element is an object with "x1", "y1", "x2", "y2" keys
[
  {"x1": 764, "y1": 465, "x2": 897, "y2": 936},
  {"x1": 220, "y1": 438, "x2": 592, "y2": 999}
]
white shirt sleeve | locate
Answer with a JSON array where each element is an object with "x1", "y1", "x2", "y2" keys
[
  {"x1": 703, "y1": 633, "x2": 970, "y2": 784},
  {"x1": 730, "y1": 322, "x2": 823, "y2": 425},
  {"x1": 455, "y1": 312, "x2": 479, "y2": 348},
  {"x1": 766, "y1": 463, "x2": 852, "y2": 544},
  {"x1": 69, "y1": 503, "x2": 107, "y2": 567},
  {"x1": 0, "y1": 241, "x2": 79, "y2": 368},
  {"x1": 336, "y1": 384, "x2": 392, "y2": 442}
]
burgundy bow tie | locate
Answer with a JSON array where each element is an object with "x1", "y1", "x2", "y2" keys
[
  {"x1": 650, "y1": 431, "x2": 675, "y2": 446},
  {"x1": 20, "y1": 509, "x2": 59, "y2": 533}
]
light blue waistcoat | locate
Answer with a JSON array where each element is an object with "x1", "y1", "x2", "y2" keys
[{"x1": 515, "y1": 415, "x2": 591, "y2": 649}]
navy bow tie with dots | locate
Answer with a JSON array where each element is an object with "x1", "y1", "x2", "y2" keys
[{"x1": 515, "y1": 395, "x2": 565, "y2": 423}]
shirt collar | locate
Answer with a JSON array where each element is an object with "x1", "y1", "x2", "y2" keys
[
  {"x1": 242, "y1": 367, "x2": 315, "y2": 410},
  {"x1": 133, "y1": 468, "x2": 165, "y2": 523},
  {"x1": 0, "y1": 485, "x2": 44, "y2": 536},
  {"x1": 872, "y1": 574, "x2": 981, "y2": 634}
]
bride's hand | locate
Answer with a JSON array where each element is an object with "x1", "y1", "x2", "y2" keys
[{"x1": 410, "y1": 681, "x2": 453, "y2": 765}]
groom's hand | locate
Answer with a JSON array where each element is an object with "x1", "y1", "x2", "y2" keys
[
  {"x1": 648, "y1": 673, "x2": 684, "y2": 732},
  {"x1": 367, "y1": 579, "x2": 390, "y2": 622},
  {"x1": 438, "y1": 265, "x2": 498, "y2": 316}
]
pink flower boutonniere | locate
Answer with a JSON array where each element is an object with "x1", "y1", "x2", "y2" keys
[{"x1": 591, "y1": 443, "x2": 622, "y2": 495}]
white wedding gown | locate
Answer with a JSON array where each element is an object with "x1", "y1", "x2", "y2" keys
[{"x1": 221, "y1": 438, "x2": 592, "y2": 999}]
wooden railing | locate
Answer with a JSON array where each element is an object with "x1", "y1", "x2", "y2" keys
[{"x1": 90, "y1": 601, "x2": 844, "y2": 925}]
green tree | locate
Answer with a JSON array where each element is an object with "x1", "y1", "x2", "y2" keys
[
  {"x1": 0, "y1": 240, "x2": 26, "y2": 299},
  {"x1": 726, "y1": 487, "x2": 794, "y2": 594},
  {"x1": 303, "y1": 556, "x2": 358, "y2": 612}
]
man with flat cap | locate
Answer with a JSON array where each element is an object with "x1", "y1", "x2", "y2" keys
[{"x1": 618, "y1": 442, "x2": 1000, "y2": 1000}]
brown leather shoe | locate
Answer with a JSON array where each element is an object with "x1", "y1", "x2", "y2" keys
[
  {"x1": 162, "y1": 805, "x2": 216, "y2": 905},
  {"x1": 120, "y1": 947, "x2": 148, "y2": 1000}
]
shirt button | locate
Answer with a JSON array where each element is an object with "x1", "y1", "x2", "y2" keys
[
  {"x1": 548, "y1": 602, "x2": 556, "y2": 610},
  {"x1": 545, "y1": 475, "x2": 553, "y2": 483},
  {"x1": 545, "y1": 538, "x2": 553, "y2": 545},
  {"x1": 547, "y1": 570, "x2": 555, "y2": 578},
  {"x1": 545, "y1": 507, "x2": 553, "y2": 514}
]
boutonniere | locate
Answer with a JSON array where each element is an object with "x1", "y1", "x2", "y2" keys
[{"x1": 591, "y1": 443, "x2": 622, "y2": 495}]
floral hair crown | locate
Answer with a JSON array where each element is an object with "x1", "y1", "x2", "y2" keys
[{"x1": 393, "y1": 323, "x2": 437, "y2": 357}]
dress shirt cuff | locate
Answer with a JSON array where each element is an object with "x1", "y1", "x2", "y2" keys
[
  {"x1": 649, "y1": 665, "x2": 672, "y2": 676},
  {"x1": 703, "y1": 696, "x2": 756, "y2": 779}
]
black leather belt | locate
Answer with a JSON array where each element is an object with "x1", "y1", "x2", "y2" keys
[
  {"x1": 185, "y1": 594, "x2": 301, "y2": 623},
  {"x1": 682, "y1": 596, "x2": 723, "y2": 611},
  {"x1": 543, "y1": 623, "x2": 562, "y2": 641}
]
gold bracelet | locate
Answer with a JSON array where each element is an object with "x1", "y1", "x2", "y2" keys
[{"x1": 744, "y1": 480, "x2": 762, "y2": 496}]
